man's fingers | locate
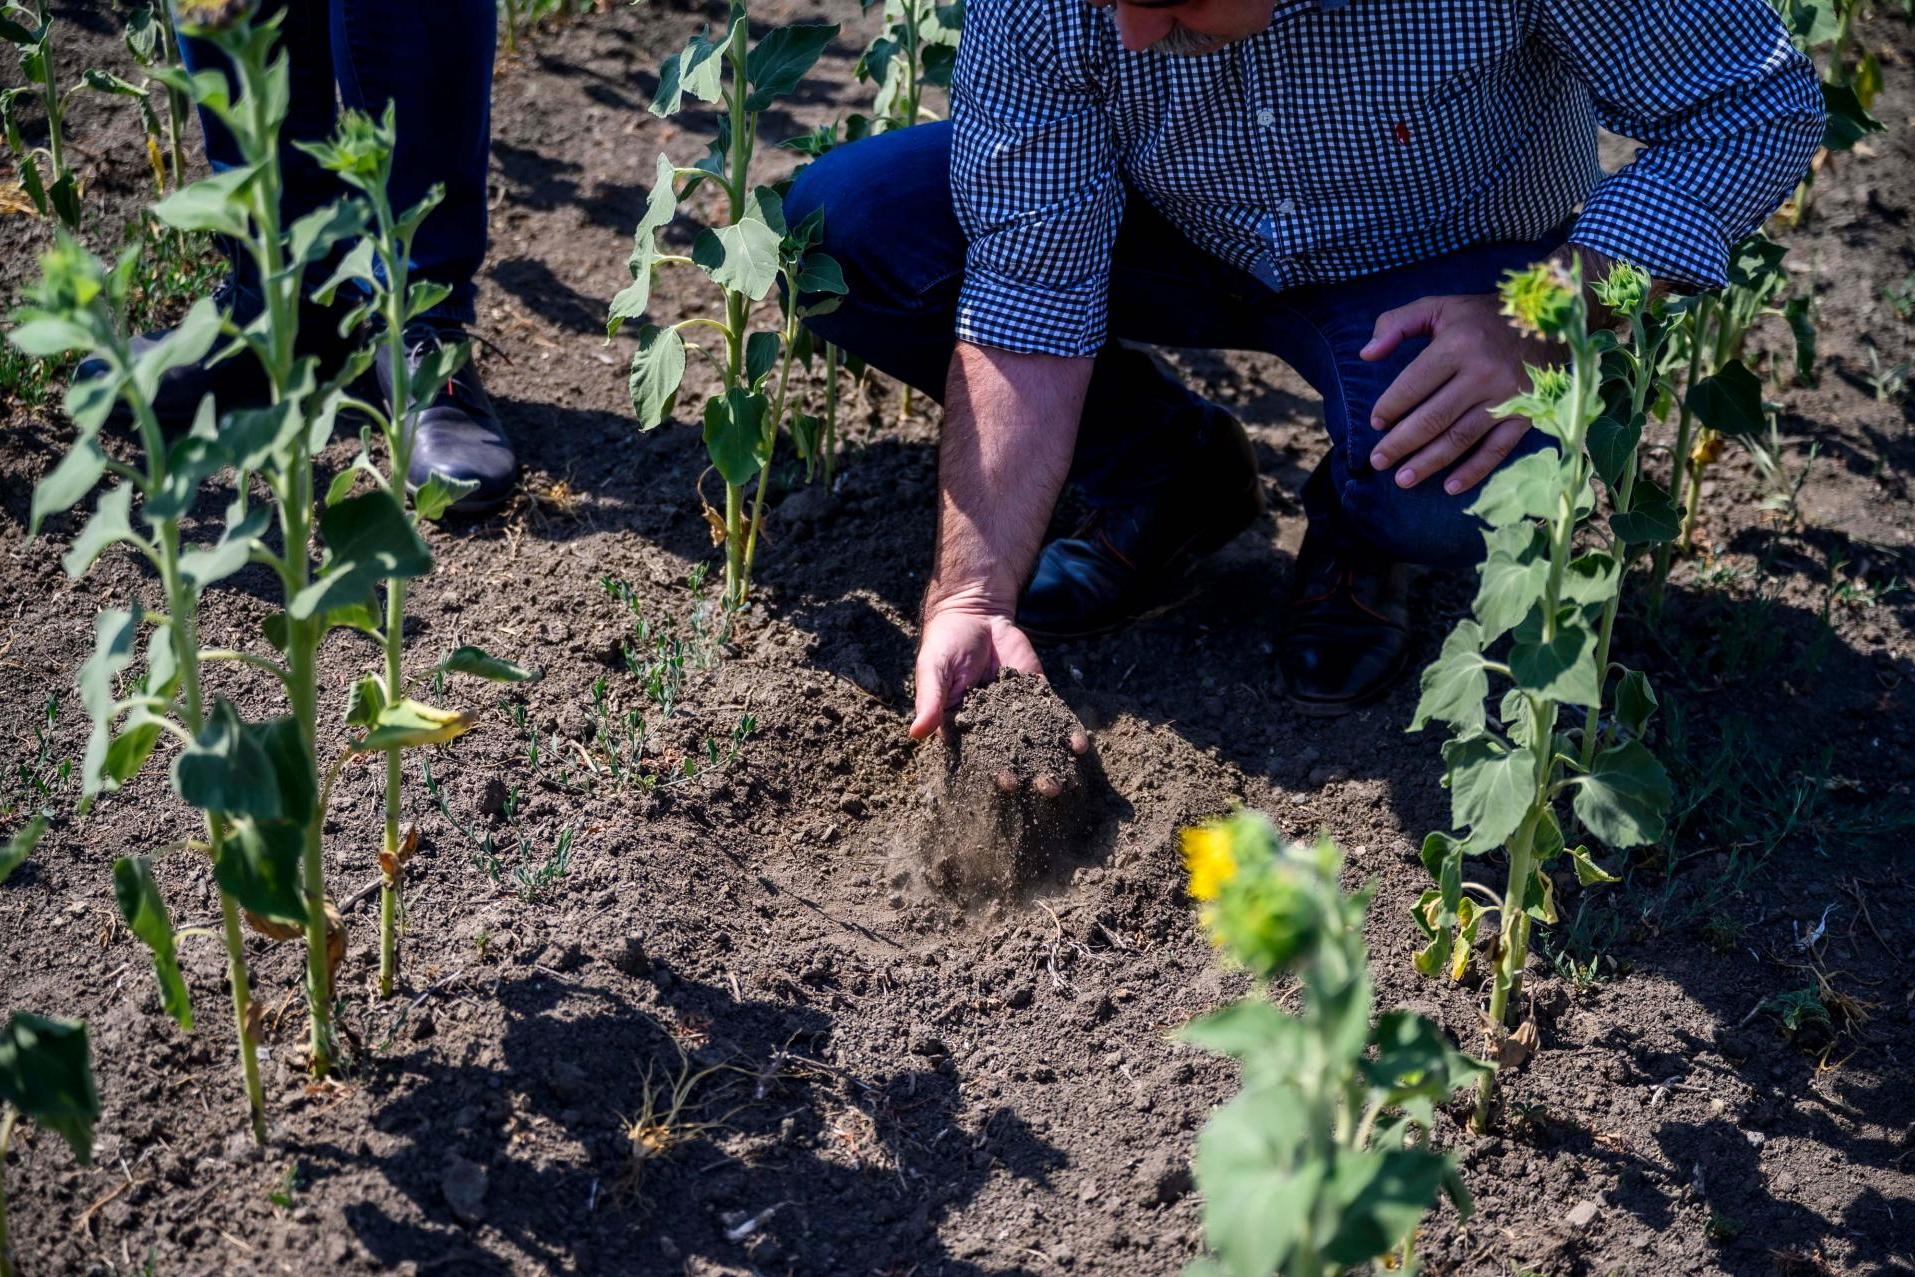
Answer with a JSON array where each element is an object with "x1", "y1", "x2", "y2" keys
[
  {"x1": 1369, "y1": 345, "x2": 1457, "y2": 435},
  {"x1": 1444, "y1": 417, "x2": 1531, "y2": 493},
  {"x1": 995, "y1": 770, "x2": 1021, "y2": 795},
  {"x1": 1361, "y1": 296, "x2": 1443, "y2": 363},
  {"x1": 1032, "y1": 773, "x2": 1063, "y2": 799},
  {"x1": 909, "y1": 648, "x2": 953, "y2": 741},
  {"x1": 1390, "y1": 402, "x2": 1499, "y2": 488},
  {"x1": 1372, "y1": 379, "x2": 1481, "y2": 479},
  {"x1": 1069, "y1": 731, "x2": 1090, "y2": 756}
]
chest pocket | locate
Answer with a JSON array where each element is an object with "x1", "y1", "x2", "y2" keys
[{"x1": 1269, "y1": 0, "x2": 1530, "y2": 200}]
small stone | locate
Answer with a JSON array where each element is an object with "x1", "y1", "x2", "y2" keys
[
  {"x1": 1565, "y1": 1200, "x2": 1600, "y2": 1230},
  {"x1": 1007, "y1": 985, "x2": 1034, "y2": 1010},
  {"x1": 910, "y1": 1034, "x2": 949, "y2": 1058},
  {"x1": 1136, "y1": 1148, "x2": 1192, "y2": 1206},
  {"x1": 838, "y1": 794, "x2": 867, "y2": 818},
  {"x1": 410, "y1": 1012, "x2": 437, "y2": 1042},
  {"x1": 441, "y1": 1156, "x2": 488, "y2": 1225}
]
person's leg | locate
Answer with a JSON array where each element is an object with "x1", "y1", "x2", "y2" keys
[
  {"x1": 1249, "y1": 229, "x2": 1570, "y2": 711},
  {"x1": 329, "y1": 0, "x2": 496, "y2": 326},
  {"x1": 786, "y1": 124, "x2": 1267, "y2": 635},
  {"x1": 330, "y1": 0, "x2": 510, "y2": 513},
  {"x1": 176, "y1": 0, "x2": 342, "y2": 297}
]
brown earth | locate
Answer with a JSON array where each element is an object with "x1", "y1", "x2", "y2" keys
[{"x1": 3, "y1": 3, "x2": 1914, "y2": 1275}]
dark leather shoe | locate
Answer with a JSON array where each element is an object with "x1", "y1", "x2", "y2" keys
[
  {"x1": 1278, "y1": 530, "x2": 1411, "y2": 715},
  {"x1": 1018, "y1": 403, "x2": 1263, "y2": 640},
  {"x1": 75, "y1": 277, "x2": 270, "y2": 432},
  {"x1": 377, "y1": 323, "x2": 516, "y2": 516}
]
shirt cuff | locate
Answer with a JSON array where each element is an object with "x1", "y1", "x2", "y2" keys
[
  {"x1": 955, "y1": 265, "x2": 1108, "y2": 358},
  {"x1": 1567, "y1": 170, "x2": 1734, "y2": 291}
]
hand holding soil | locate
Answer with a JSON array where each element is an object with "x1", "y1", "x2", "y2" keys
[{"x1": 918, "y1": 669, "x2": 1098, "y2": 898}]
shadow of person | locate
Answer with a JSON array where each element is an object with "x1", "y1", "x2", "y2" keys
[{"x1": 305, "y1": 961, "x2": 1065, "y2": 1275}]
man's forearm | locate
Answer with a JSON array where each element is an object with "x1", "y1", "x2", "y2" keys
[{"x1": 926, "y1": 342, "x2": 1093, "y2": 617}]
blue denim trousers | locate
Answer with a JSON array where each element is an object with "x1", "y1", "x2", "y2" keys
[
  {"x1": 785, "y1": 121, "x2": 1568, "y2": 569},
  {"x1": 178, "y1": 0, "x2": 497, "y2": 326}
]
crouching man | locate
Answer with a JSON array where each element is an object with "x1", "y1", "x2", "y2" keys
[{"x1": 785, "y1": 0, "x2": 1821, "y2": 733}]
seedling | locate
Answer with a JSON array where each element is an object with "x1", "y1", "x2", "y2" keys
[
  {"x1": 607, "y1": 1, "x2": 847, "y2": 607},
  {"x1": 1775, "y1": 0, "x2": 1885, "y2": 225},
  {"x1": 856, "y1": 0, "x2": 960, "y2": 134},
  {"x1": 0, "y1": 2, "x2": 79, "y2": 226},
  {"x1": 0, "y1": 1013, "x2": 98, "y2": 1277},
  {"x1": 1180, "y1": 813, "x2": 1485, "y2": 1276},
  {"x1": 1408, "y1": 263, "x2": 1672, "y2": 1132},
  {"x1": 299, "y1": 104, "x2": 537, "y2": 997}
]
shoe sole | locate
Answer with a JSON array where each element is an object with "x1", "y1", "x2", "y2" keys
[{"x1": 1021, "y1": 476, "x2": 1267, "y2": 644}]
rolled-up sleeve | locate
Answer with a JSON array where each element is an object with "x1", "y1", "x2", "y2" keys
[
  {"x1": 1542, "y1": 0, "x2": 1824, "y2": 288},
  {"x1": 950, "y1": 0, "x2": 1123, "y2": 357}
]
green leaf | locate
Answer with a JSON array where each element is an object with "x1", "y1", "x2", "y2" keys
[
  {"x1": 0, "y1": 814, "x2": 48, "y2": 886},
  {"x1": 290, "y1": 488, "x2": 432, "y2": 620},
  {"x1": 261, "y1": 598, "x2": 382, "y2": 651},
  {"x1": 285, "y1": 198, "x2": 368, "y2": 272},
  {"x1": 179, "y1": 499, "x2": 272, "y2": 593},
  {"x1": 63, "y1": 483, "x2": 138, "y2": 577},
  {"x1": 172, "y1": 702, "x2": 315, "y2": 825},
  {"x1": 1472, "y1": 521, "x2": 1547, "y2": 639},
  {"x1": 795, "y1": 251, "x2": 847, "y2": 297},
  {"x1": 0, "y1": 1013, "x2": 99, "y2": 1164},
  {"x1": 102, "y1": 720, "x2": 163, "y2": 791},
  {"x1": 8, "y1": 316, "x2": 94, "y2": 358},
  {"x1": 1613, "y1": 667, "x2": 1657, "y2": 738},
  {"x1": 150, "y1": 164, "x2": 259, "y2": 237},
  {"x1": 651, "y1": 20, "x2": 738, "y2": 117},
  {"x1": 1609, "y1": 478, "x2": 1680, "y2": 546},
  {"x1": 1410, "y1": 619, "x2": 1487, "y2": 734},
  {"x1": 745, "y1": 330, "x2": 782, "y2": 390},
  {"x1": 1361, "y1": 1011, "x2": 1487, "y2": 1126},
  {"x1": 216, "y1": 818, "x2": 307, "y2": 927},
  {"x1": 78, "y1": 606, "x2": 143, "y2": 723},
  {"x1": 1586, "y1": 412, "x2": 1641, "y2": 491},
  {"x1": 309, "y1": 237, "x2": 377, "y2": 306},
  {"x1": 413, "y1": 473, "x2": 481, "y2": 522},
  {"x1": 343, "y1": 675, "x2": 387, "y2": 729},
  {"x1": 1567, "y1": 845, "x2": 1620, "y2": 885},
  {"x1": 144, "y1": 432, "x2": 228, "y2": 526},
  {"x1": 628, "y1": 323, "x2": 687, "y2": 430},
  {"x1": 1686, "y1": 360, "x2": 1767, "y2": 438},
  {"x1": 745, "y1": 23, "x2": 839, "y2": 111},
  {"x1": 1466, "y1": 449, "x2": 1561, "y2": 526},
  {"x1": 1822, "y1": 80, "x2": 1884, "y2": 151},
  {"x1": 606, "y1": 155, "x2": 681, "y2": 339},
  {"x1": 1320, "y1": 1146, "x2": 1454, "y2": 1266},
  {"x1": 30, "y1": 437, "x2": 109, "y2": 538},
  {"x1": 702, "y1": 388, "x2": 772, "y2": 487},
  {"x1": 353, "y1": 698, "x2": 477, "y2": 751},
  {"x1": 1560, "y1": 551, "x2": 1619, "y2": 606},
  {"x1": 1192, "y1": 1089, "x2": 1319, "y2": 1276},
  {"x1": 693, "y1": 217, "x2": 783, "y2": 302},
  {"x1": 1443, "y1": 735, "x2": 1536, "y2": 852},
  {"x1": 1509, "y1": 620, "x2": 1601, "y2": 707},
  {"x1": 1179, "y1": 999, "x2": 1304, "y2": 1090},
  {"x1": 1573, "y1": 740, "x2": 1670, "y2": 849},
  {"x1": 436, "y1": 645, "x2": 539, "y2": 683},
  {"x1": 111, "y1": 857, "x2": 193, "y2": 1031},
  {"x1": 407, "y1": 339, "x2": 468, "y2": 406}
]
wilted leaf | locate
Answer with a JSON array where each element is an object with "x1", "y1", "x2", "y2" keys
[
  {"x1": 436, "y1": 646, "x2": 538, "y2": 683},
  {"x1": 353, "y1": 699, "x2": 476, "y2": 751}
]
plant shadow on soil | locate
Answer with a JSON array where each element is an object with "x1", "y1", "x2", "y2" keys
[{"x1": 304, "y1": 964, "x2": 1064, "y2": 1276}]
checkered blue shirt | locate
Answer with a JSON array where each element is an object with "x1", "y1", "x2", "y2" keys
[{"x1": 950, "y1": 0, "x2": 1824, "y2": 357}]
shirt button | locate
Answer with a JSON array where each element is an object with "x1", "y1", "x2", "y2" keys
[{"x1": 1255, "y1": 107, "x2": 1276, "y2": 127}]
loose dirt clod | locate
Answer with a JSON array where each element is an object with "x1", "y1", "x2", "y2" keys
[{"x1": 914, "y1": 670, "x2": 1095, "y2": 899}]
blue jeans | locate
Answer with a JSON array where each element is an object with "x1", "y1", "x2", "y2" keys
[
  {"x1": 177, "y1": 0, "x2": 497, "y2": 326},
  {"x1": 785, "y1": 122, "x2": 1566, "y2": 569}
]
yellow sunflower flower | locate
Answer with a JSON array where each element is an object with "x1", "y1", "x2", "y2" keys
[{"x1": 1181, "y1": 824, "x2": 1238, "y2": 903}]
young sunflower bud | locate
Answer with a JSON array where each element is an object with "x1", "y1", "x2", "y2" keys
[{"x1": 1500, "y1": 261, "x2": 1578, "y2": 339}]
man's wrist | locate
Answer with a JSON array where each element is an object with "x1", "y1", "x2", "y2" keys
[{"x1": 922, "y1": 576, "x2": 1020, "y2": 622}]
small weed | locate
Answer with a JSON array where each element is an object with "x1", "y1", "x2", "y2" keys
[
  {"x1": 1883, "y1": 274, "x2": 1915, "y2": 323},
  {"x1": 1763, "y1": 986, "x2": 1831, "y2": 1038},
  {"x1": 267, "y1": 1162, "x2": 302, "y2": 1210},
  {"x1": 1706, "y1": 1212, "x2": 1743, "y2": 1245},
  {"x1": 1865, "y1": 344, "x2": 1910, "y2": 403},
  {"x1": 1702, "y1": 914, "x2": 1746, "y2": 954}
]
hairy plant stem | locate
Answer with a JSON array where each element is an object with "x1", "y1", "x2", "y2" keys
[
  {"x1": 374, "y1": 184, "x2": 416, "y2": 1002},
  {"x1": 0, "y1": 1107, "x2": 16, "y2": 1277},
  {"x1": 1654, "y1": 296, "x2": 1713, "y2": 605},
  {"x1": 741, "y1": 306, "x2": 801, "y2": 586},
  {"x1": 822, "y1": 342, "x2": 839, "y2": 485},
  {"x1": 232, "y1": 28, "x2": 334, "y2": 1075},
  {"x1": 1580, "y1": 315, "x2": 1661, "y2": 769},
  {"x1": 719, "y1": 7, "x2": 753, "y2": 608},
  {"x1": 503, "y1": 0, "x2": 521, "y2": 54},
  {"x1": 159, "y1": 20, "x2": 187, "y2": 190}
]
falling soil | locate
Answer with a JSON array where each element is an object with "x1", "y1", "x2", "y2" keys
[
  {"x1": 915, "y1": 670, "x2": 1096, "y2": 900},
  {"x1": 2, "y1": 5, "x2": 1914, "y2": 1276}
]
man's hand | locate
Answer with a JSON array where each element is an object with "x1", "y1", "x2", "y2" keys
[
  {"x1": 910, "y1": 595, "x2": 1044, "y2": 741},
  {"x1": 1361, "y1": 293, "x2": 1559, "y2": 495}
]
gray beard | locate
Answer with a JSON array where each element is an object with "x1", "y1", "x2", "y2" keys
[{"x1": 1146, "y1": 25, "x2": 1227, "y2": 57}]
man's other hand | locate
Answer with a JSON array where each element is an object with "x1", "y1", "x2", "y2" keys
[
  {"x1": 1361, "y1": 293, "x2": 1558, "y2": 495},
  {"x1": 909, "y1": 597, "x2": 1045, "y2": 742}
]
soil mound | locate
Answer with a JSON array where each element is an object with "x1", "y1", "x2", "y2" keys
[{"x1": 916, "y1": 669, "x2": 1096, "y2": 899}]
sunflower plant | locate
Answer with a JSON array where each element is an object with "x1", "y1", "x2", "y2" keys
[
  {"x1": 1408, "y1": 262, "x2": 1672, "y2": 1132},
  {"x1": 1180, "y1": 812, "x2": 1484, "y2": 1277}
]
